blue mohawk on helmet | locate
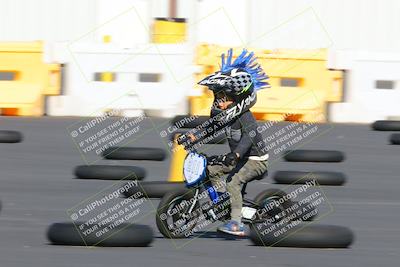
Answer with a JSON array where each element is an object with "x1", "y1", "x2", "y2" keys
[{"x1": 221, "y1": 48, "x2": 270, "y2": 91}]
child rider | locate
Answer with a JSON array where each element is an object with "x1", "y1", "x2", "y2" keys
[{"x1": 186, "y1": 48, "x2": 270, "y2": 236}]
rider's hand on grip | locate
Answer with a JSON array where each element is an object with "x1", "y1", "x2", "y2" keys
[
  {"x1": 222, "y1": 152, "x2": 239, "y2": 167},
  {"x1": 177, "y1": 134, "x2": 187, "y2": 145},
  {"x1": 207, "y1": 155, "x2": 224, "y2": 165},
  {"x1": 177, "y1": 133, "x2": 196, "y2": 146}
]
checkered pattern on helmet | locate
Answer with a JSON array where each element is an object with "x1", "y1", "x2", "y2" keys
[{"x1": 228, "y1": 73, "x2": 252, "y2": 94}]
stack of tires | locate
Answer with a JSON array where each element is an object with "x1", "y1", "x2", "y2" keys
[
  {"x1": 50, "y1": 147, "x2": 162, "y2": 247},
  {"x1": 371, "y1": 120, "x2": 400, "y2": 145},
  {"x1": 249, "y1": 223, "x2": 354, "y2": 248},
  {"x1": 117, "y1": 145, "x2": 186, "y2": 199},
  {"x1": 47, "y1": 222, "x2": 153, "y2": 247},
  {"x1": 0, "y1": 130, "x2": 23, "y2": 144},
  {"x1": 74, "y1": 147, "x2": 166, "y2": 181},
  {"x1": 250, "y1": 149, "x2": 354, "y2": 248},
  {"x1": 273, "y1": 149, "x2": 347, "y2": 186}
]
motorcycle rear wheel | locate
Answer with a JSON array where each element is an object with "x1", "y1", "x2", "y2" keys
[{"x1": 253, "y1": 188, "x2": 294, "y2": 223}]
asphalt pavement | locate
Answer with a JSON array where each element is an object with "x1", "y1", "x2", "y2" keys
[{"x1": 0, "y1": 116, "x2": 399, "y2": 267}]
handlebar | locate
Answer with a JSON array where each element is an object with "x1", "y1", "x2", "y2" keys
[
  {"x1": 176, "y1": 134, "x2": 188, "y2": 145},
  {"x1": 175, "y1": 133, "x2": 197, "y2": 153}
]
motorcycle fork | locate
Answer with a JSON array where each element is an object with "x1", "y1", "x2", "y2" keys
[{"x1": 186, "y1": 188, "x2": 199, "y2": 215}]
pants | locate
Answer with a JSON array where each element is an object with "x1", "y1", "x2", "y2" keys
[{"x1": 207, "y1": 158, "x2": 268, "y2": 223}]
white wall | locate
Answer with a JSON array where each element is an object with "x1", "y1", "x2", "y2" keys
[
  {"x1": 1, "y1": 0, "x2": 399, "y2": 52},
  {"x1": 328, "y1": 50, "x2": 400, "y2": 122},
  {"x1": 2, "y1": 0, "x2": 400, "y2": 122},
  {"x1": 180, "y1": 0, "x2": 400, "y2": 51},
  {"x1": 95, "y1": 0, "x2": 149, "y2": 47},
  {"x1": 248, "y1": 0, "x2": 400, "y2": 51},
  {"x1": 47, "y1": 43, "x2": 194, "y2": 117},
  {"x1": 0, "y1": 0, "x2": 150, "y2": 45},
  {"x1": 0, "y1": 0, "x2": 97, "y2": 42},
  {"x1": 189, "y1": 0, "x2": 248, "y2": 46}
]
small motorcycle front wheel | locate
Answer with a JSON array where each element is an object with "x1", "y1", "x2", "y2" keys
[{"x1": 156, "y1": 189, "x2": 200, "y2": 238}]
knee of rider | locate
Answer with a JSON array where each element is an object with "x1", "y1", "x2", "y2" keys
[
  {"x1": 226, "y1": 177, "x2": 241, "y2": 193},
  {"x1": 226, "y1": 185, "x2": 241, "y2": 203},
  {"x1": 207, "y1": 165, "x2": 218, "y2": 177}
]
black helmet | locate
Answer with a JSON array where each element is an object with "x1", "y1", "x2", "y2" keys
[
  {"x1": 198, "y1": 48, "x2": 270, "y2": 101},
  {"x1": 197, "y1": 49, "x2": 270, "y2": 122},
  {"x1": 198, "y1": 67, "x2": 254, "y2": 99}
]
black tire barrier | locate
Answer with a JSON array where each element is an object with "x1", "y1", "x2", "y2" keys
[
  {"x1": 284, "y1": 150, "x2": 345, "y2": 162},
  {"x1": 250, "y1": 223, "x2": 354, "y2": 248},
  {"x1": 390, "y1": 133, "x2": 400, "y2": 145},
  {"x1": 0, "y1": 131, "x2": 23, "y2": 143},
  {"x1": 74, "y1": 165, "x2": 146, "y2": 180},
  {"x1": 102, "y1": 147, "x2": 166, "y2": 161},
  {"x1": 290, "y1": 200, "x2": 318, "y2": 221},
  {"x1": 171, "y1": 115, "x2": 209, "y2": 129},
  {"x1": 47, "y1": 222, "x2": 153, "y2": 247},
  {"x1": 253, "y1": 189, "x2": 317, "y2": 222},
  {"x1": 273, "y1": 171, "x2": 346, "y2": 186},
  {"x1": 122, "y1": 181, "x2": 187, "y2": 198},
  {"x1": 371, "y1": 120, "x2": 400, "y2": 131}
]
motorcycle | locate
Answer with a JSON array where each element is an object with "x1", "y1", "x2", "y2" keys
[{"x1": 155, "y1": 136, "x2": 309, "y2": 239}]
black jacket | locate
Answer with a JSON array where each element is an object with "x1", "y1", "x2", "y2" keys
[
  {"x1": 192, "y1": 110, "x2": 266, "y2": 158},
  {"x1": 225, "y1": 110, "x2": 265, "y2": 157}
]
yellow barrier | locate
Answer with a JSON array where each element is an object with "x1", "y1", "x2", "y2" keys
[
  {"x1": 103, "y1": 35, "x2": 112, "y2": 43},
  {"x1": 168, "y1": 136, "x2": 187, "y2": 182},
  {"x1": 100, "y1": 72, "x2": 115, "y2": 82},
  {"x1": 191, "y1": 45, "x2": 343, "y2": 122},
  {"x1": 0, "y1": 42, "x2": 61, "y2": 116},
  {"x1": 152, "y1": 18, "x2": 186, "y2": 44}
]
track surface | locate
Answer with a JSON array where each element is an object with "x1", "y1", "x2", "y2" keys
[{"x1": 0, "y1": 117, "x2": 399, "y2": 267}]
